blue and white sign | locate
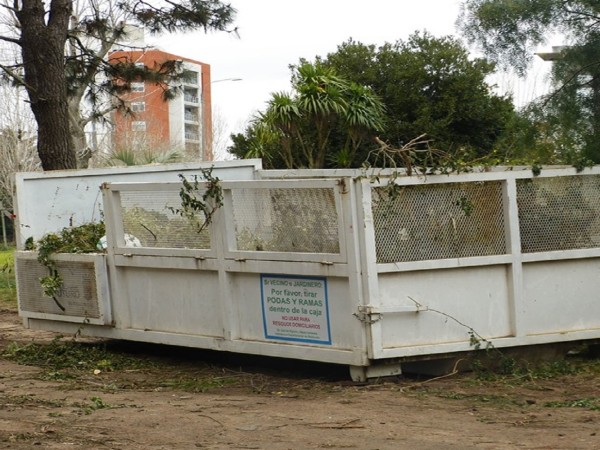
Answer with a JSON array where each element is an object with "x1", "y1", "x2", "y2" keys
[{"x1": 260, "y1": 274, "x2": 331, "y2": 345}]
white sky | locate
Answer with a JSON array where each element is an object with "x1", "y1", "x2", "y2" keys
[{"x1": 147, "y1": 0, "x2": 557, "y2": 158}]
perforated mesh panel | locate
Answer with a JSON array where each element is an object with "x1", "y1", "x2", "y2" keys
[
  {"x1": 372, "y1": 181, "x2": 507, "y2": 263},
  {"x1": 120, "y1": 190, "x2": 211, "y2": 249},
  {"x1": 517, "y1": 175, "x2": 600, "y2": 253},
  {"x1": 17, "y1": 258, "x2": 100, "y2": 318},
  {"x1": 231, "y1": 187, "x2": 340, "y2": 253}
]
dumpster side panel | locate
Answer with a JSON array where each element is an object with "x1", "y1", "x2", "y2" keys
[
  {"x1": 377, "y1": 266, "x2": 512, "y2": 348},
  {"x1": 123, "y1": 266, "x2": 223, "y2": 336},
  {"x1": 523, "y1": 259, "x2": 600, "y2": 335}
]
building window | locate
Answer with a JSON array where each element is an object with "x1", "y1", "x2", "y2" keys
[
  {"x1": 131, "y1": 101, "x2": 145, "y2": 112},
  {"x1": 131, "y1": 82, "x2": 145, "y2": 92},
  {"x1": 184, "y1": 106, "x2": 198, "y2": 122},
  {"x1": 182, "y1": 70, "x2": 199, "y2": 85},
  {"x1": 184, "y1": 87, "x2": 199, "y2": 103},
  {"x1": 132, "y1": 121, "x2": 146, "y2": 131}
]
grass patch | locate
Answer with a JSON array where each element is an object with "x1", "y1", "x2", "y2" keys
[
  {"x1": 0, "y1": 246, "x2": 16, "y2": 307},
  {"x1": 467, "y1": 350, "x2": 600, "y2": 385},
  {"x1": 1, "y1": 338, "x2": 156, "y2": 379},
  {"x1": 0, "y1": 338, "x2": 248, "y2": 393},
  {"x1": 434, "y1": 391, "x2": 521, "y2": 407},
  {"x1": 413, "y1": 351, "x2": 600, "y2": 409}
]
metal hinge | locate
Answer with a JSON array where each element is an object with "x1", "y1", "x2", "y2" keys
[
  {"x1": 337, "y1": 178, "x2": 349, "y2": 194},
  {"x1": 353, "y1": 305, "x2": 382, "y2": 324}
]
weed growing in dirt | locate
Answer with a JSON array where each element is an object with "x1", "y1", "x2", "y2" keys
[
  {"x1": 7, "y1": 432, "x2": 35, "y2": 442},
  {"x1": 73, "y1": 396, "x2": 111, "y2": 415},
  {"x1": 71, "y1": 396, "x2": 138, "y2": 415},
  {"x1": 161, "y1": 375, "x2": 239, "y2": 392},
  {"x1": 526, "y1": 360, "x2": 582, "y2": 379},
  {"x1": 0, "y1": 394, "x2": 65, "y2": 409},
  {"x1": 545, "y1": 398, "x2": 600, "y2": 411}
]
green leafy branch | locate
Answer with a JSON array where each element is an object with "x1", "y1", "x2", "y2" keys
[
  {"x1": 28, "y1": 223, "x2": 105, "y2": 311},
  {"x1": 455, "y1": 196, "x2": 475, "y2": 217},
  {"x1": 168, "y1": 167, "x2": 224, "y2": 234}
]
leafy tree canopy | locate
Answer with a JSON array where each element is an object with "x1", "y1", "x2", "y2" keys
[
  {"x1": 459, "y1": 1, "x2": 600, "y2": 164},
  {"x1": 230, "y1": 32, "x2": 518, "y2": 169},
  {"x1": 0, "y1": 0, "x2": 236, "y2": 170},
  {"x1": 319, "y1": 32, "x2": 517, "y2": 160},
  {"x1": 459, "y1": 0, "x2": 598, "y2": 75}
]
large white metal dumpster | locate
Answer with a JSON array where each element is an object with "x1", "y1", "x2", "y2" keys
[{"x1": 14, "y1": 164, "x2": 600, "y2": 380}]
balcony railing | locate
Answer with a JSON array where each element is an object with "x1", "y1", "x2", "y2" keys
[{"x1": 184, "y1": 95, "x2": 199, "y2": 104}]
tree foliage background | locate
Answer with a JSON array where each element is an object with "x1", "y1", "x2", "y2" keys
[
  {"x1": 460, "y1": 0, "x2": 600, "y2": 164},
  {"x1": 0, "y1": 0, "x2": 236, "y2": 171},
  {"x1": 0, "y1": 77, "x2": 39, "y2": 211},
  {"x1": 322, "y1": 33, "x2": 517, "y2": 159},
  {"x1": 229, "y1": 32, "x2": 518, "y2": 169}
]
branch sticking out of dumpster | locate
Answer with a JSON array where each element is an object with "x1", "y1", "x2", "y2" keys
[
  {"x1": 168, "y1": 166, "x2": 224, "y2": 235},
  {"x1": 407, "y1": 296, "x2": 493, "y2": 351}
]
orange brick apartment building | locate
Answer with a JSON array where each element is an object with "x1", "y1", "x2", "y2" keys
[{"x1": 109, "y1": 49, "x2": 213, "y2": 160}]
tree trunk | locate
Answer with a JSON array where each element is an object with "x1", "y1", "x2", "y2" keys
[
  {"x1": 68, "y1": 105, "x2": 92, "y2": 169},
  {"x1": 17, "y1": 0, "x2": 76, "y2": 171},
  {"x1": 73, "y1": 124, "x2": 92, "y2": 169}
]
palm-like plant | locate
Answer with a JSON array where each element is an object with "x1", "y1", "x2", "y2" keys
[
  {"x1": 104, "y1": 148, "x2": 184, "y2": 166},
  {"x1": 257, "y1": 62, "x2": 385, "y2": 168},
  {"x1": 342, "y1": 83, "x2": 386, "y2": 167}
]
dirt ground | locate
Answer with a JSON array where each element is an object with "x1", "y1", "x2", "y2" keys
[{"x1": 1, "y1": 307, "x2": 600, "y2": 450}]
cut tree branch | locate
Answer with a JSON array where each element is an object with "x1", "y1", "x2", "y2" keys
[{"x1": 0, "y1": 34, "x2": 21, "y2": 45}]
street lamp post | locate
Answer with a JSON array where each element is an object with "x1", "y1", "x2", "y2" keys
[
  {"x1": 212, "y1": 78, "x2": 243, "y2": 84},
  {"x1": 202, "y1": 77, "x2": 242, "y2": 160}
]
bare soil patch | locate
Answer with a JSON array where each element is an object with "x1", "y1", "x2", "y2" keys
[{"x1": 1, "y1": 307, "x2": 599, "y2": 449}]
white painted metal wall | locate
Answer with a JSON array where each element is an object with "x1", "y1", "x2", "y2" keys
[
  {"x1": 14, "y1": 160, "x2": 262, "y2": 248},
  {"x1": 15, "y1": 165, "x2": 600, "y2": 378}
]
